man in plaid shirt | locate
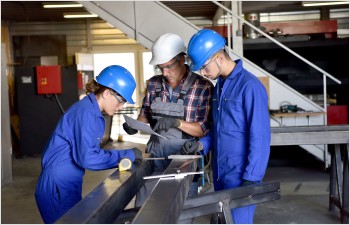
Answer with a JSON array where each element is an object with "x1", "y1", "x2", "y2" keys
[
  {"x1": 123, "y1": 33, "x2": 213, "y2": 207},
  {"x1": 124, "y1": 33, "x2": 213, "y2": 170}
]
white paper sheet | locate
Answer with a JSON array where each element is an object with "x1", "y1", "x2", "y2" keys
[{"x1": 123, "y1": 115, "x2": 167, "y2": 139}]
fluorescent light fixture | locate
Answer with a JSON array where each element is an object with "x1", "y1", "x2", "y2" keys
[
  {"x1": 43, "y1": 2, "x2": 82, "y2": 8},
  {"x1": 63, "y1": 12, "x2": 98, "y2": 18},
  {"x1": 302, "y1": 1, "x2": 349, "y2": 7}
]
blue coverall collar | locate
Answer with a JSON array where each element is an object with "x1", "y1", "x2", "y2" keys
[
  {"x1": 226, "y1": 59, "x2": 243, "y2": 80},
  {"x1": 87, "y1": 93, "x2": 103, "y2": 116}
]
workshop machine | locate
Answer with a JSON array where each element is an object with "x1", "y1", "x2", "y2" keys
[{"x1": 56, "y1": 155, "x2": 280, "y2": 224}]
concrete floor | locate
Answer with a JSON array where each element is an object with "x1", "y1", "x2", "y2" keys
[{"x1": 1, "y1": 134, "x2": 342, "y2": 224}]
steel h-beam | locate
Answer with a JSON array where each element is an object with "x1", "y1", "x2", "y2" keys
[
  {"x1": 131, "y1": 158, "x2": 197, "y2": 224},
  {"x1": 179, "y1": 182, "x2": 280, "y2": 222},
  {"x1": 115, "y1": 182, "x2": 280, "y2": 224},
  {"x1": 56, "y1": 157, "x2": 281, "y2": 224},
  {"x1": 55, "y1": 160, "x2": 154, "y2": 224}
]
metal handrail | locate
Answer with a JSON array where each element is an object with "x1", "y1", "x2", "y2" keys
[
  {"x1": 212, "y1": 0, "x2": 341, "y2": 116},
  {"x1": 212, "y1": 1, "x2": 341, "y2": 84}
]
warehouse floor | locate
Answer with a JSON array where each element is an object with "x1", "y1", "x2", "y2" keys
[{"x1": 1, "y1": 134, "x2": 342, "y2": 224}]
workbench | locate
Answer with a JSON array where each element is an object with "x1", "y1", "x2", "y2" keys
[{"x1": 271, "y1": 125, "x2": 349, "y2": 223}]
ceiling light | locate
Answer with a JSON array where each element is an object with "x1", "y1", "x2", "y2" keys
[
  {"x1": 43, "y1": 2, "x2": 83, "y2": 8},
  {"x1": 302, "y1": 1, "x2": 349, "y2": 7},
  {"x1": 63, "y1": 12, "x2": 98, "y2": 18}
]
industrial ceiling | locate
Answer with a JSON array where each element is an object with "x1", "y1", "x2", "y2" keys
[{"x1": 2, "y1": 1, "x2": 348, "y2": 22}]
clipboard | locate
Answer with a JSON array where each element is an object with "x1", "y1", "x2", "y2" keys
[{"x1": 123, "y1": 115, "x2": 167, "y2": 139}]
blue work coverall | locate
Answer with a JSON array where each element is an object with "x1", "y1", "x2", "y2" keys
[
  {"x1": 35, "y1": 94, "x2": 135, "y2": 224},
  {"x1": 200, "y1": 60, "x2": 271, "y2": 224}
]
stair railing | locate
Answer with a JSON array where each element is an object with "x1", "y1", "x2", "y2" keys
[{"x1": 212, "y1": 1, "x2": 342, "y2": 125}]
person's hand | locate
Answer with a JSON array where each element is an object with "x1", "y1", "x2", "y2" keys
[
  {"x1": 152, "y1": 118, "x2": 181, "y2": 132},
  {"x1": 241, "y1": 180, "x2": 256, "y2": 186},
  {"x1": 131, "y1": 147, "x2": 143, "y2": 164},
  {"x1": 180, "y1": 140, "x2": 201, "y2": 155},
  {"x1": 123, "y1": 122, "x2": 138, "y2": 135}
]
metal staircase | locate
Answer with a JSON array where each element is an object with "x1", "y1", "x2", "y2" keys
[{"x1": 79, "y1": 1, "x2": 342, "y2": 167}]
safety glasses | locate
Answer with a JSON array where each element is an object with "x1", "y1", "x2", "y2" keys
[
  {"x1": 109, "y1": 91, "x2": 127, "y2": 105},
  {"x1": 155, "y1": 56, "x2": 180, "y2": 71},
  {"x1": 199, "y1": 55, "x2": 218, "y2": 74}
]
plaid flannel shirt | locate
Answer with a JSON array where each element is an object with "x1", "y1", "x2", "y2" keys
[{"x1": 140, "y1": 68, "x2": 213, "y2": 135}]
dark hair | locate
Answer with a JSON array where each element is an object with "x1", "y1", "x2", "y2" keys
[
  {"x1": 85, "y1": 78, "x2": 108, "y2": 95},
  {"x1": 177, "y1": 52, "x2": 186, "y2": 57}
]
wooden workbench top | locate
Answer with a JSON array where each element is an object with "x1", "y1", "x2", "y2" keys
[{"x1": 271, "y1": 111, "x2": 326, "y2": 117}]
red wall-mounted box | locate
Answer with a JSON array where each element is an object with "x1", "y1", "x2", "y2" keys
[
  {"x1": 327, "y1": 105, "x2": 349, "y2": 125},
  {"x1": 36, "y1": 66, "x2": 62, "y2": 94},
  {"x1": 77, "y1": 71, "x2": 83, "y2": 90}
]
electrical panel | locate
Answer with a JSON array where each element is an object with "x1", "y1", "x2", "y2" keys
[
  {"x1": 36, "y1": 65, "x2": 62, "y2": 94},
  {"x1": 15, "y1": 65, "x2": 78, "y2": 156}
]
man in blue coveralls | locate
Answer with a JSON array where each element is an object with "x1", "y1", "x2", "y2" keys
[{"x1": 181, "y1": 29, "x2": 271, "y2": 224}]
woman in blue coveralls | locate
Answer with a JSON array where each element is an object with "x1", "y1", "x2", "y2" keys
[
  {"x1": 181, "y1": 29, "x2": 271, "y2": 224},
  {"x1": 34, "y1": 65, "x2": 143, "y2": 224}
]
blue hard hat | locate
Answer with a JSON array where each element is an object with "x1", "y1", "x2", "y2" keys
[
  {"x1": 187, "y1": 29, "x2": 226, "y2": 71},
  {"x1": 96, "y1": 65, "x2": 136, "y2": 104}
]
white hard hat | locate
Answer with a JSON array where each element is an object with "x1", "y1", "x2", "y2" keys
[{"x1": 149, "y1": 33, "x2": 186, "y2": 65}]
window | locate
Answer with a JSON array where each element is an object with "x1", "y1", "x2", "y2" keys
[
  {"x1": 94, "y1": 53, "x2": 136, "y2": 102},
  {"x1": 142, "y1": 52, "x2": 160, "y2": 86}
]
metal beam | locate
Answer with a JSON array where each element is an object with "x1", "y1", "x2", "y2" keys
[
  {"x1": 179, "y1": 182, "x2": 280, "y2": 221},
  {"x1": 114, "y1": 182, "x2": 281, "y2": 223},
  {"x1": 56, "y1": 160, "x2": 154, "y2": 224},
  {"x1": 132, "y1": 158, "x2": 197, "y2": 224},
  {"x1": 271, "y1": 125, "x2": 349, "y2": 145},
  {"x1": 184, "y1": 182, "x2": 279, "y2": 208}
]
